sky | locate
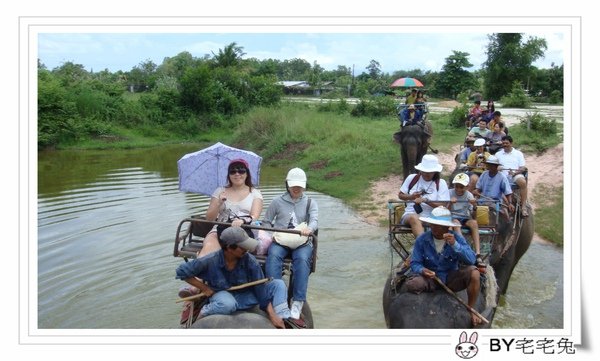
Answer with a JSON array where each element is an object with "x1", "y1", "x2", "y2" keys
[{"x1": 37, "y1": 31, "x2": 565, "y2": 75}]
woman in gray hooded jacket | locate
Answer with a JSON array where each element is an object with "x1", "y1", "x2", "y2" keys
[{"x1": 264, "y1": 168, "x2": 318, "y2": 327}]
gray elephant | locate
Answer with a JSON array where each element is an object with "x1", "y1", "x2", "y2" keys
[
  {"x1": 190, "y1": 302, "x2": 314, "y2": 329},
  {"x1": 393, "y1": 121, "x2": 434, "y2": 179},
  {"x1": 382, "y1": 202, "x2": 534, "y2": 328}
]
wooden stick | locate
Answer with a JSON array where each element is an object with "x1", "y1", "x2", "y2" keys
[
  {"x1": 432, "y1": 275, "x2": 490, "y2": 324},
  {"x1": 176, "y1": 277, "x2": 272, "y2": 303}
]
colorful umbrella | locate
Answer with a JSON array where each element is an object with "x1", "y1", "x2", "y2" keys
[
  {"x1": 390, "y1": 77, "x2": 424, "y2": 88},
  {"x1": 177, "y1": 142, "x2": 262, "y2": 196}
]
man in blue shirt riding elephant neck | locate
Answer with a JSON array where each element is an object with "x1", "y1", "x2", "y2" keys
[
  {"x1": 175, "y1": 227, "x2": 292, "y2": 328},
  {"x1": 406, "y1": 206, "x2": 482, "y2": 326}
]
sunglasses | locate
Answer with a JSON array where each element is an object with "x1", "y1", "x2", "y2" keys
[{"x1": 229, "y1": 168, "x2": 247, "y2": 175}]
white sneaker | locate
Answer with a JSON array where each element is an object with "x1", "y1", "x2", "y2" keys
[{"x1": 290, "y1": 300, "x2": 304, "y2": 319}]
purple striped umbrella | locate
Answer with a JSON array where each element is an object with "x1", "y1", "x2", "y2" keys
[{"x1": 178, "y1": 142, "x2": 262, "y2": 196}]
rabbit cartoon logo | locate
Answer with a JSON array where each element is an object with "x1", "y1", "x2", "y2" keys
[{"x1": 455, "y1": 331, "x2": 479, "y2": 359}]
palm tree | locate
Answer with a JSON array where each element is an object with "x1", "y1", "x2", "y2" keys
[{"x1": 212, "y1": 42, "x2": 246, "y2": 68}]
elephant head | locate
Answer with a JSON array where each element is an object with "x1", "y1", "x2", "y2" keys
[
  {"x1": 394, "y1": 121, "x2": 433, "y2": 179},
  {"x1": 488, "y1": 204, "x2": 534, "y2": 294}
]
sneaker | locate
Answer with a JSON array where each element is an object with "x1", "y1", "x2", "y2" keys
[
  {"x1": 284, "y1": 317, "x2": 307, "y2": 329},
  {"x1": 178, "y1": 285, "x2": 199, "y2": 299},
  {"x1": 290, "y1": 300, "x2": 304, "y2": 320}
]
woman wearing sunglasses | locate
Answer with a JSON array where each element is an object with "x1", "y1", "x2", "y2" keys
[
  {"x1": 178, "y1": 159, "x2": 264, "y2": 325},
  {"x1": 197, "y1": 158, "x2": 264, "y2": 257}
]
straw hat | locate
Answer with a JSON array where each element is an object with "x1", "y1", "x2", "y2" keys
[{"x1": 419, "y1": 206, "x2": 456, "y2": 227}]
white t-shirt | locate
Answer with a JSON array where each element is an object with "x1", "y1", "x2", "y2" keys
[
  {"x1": 399, "y1": 174, "x2": 450, "y2": 217},
  {"x1": 495, "y1": 147, "x2": 526, "y2": 178},
  {"x1": 212, "y1": 186, "x2": 263, "y2": 222}
]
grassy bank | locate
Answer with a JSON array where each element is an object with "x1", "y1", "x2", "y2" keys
[
  {"x1": 53, "y1": 101, "x2": 563, "y2": 246},
  {"x1": 532, "y1": 185, "x2": 564, "y2": 246}
]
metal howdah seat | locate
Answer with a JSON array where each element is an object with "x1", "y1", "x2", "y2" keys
[
  {"x1": 174, "y1": 216, "x2": 319, "y2": 274},
  {"x1": 386, "y1": 200, "x2": 499, "y2": 262}
]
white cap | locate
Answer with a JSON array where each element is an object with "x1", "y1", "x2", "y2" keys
[
  {"x1": 474, "y1": 138, "x2": 486, "y2": 147},
  {"x1": 452, "y1": 173, "x2": 470, "y2": 186},
  {"x1": 286, "y1": 168, "x2": 307, "y2": 188}
]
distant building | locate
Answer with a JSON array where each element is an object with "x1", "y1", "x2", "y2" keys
[{"x1": 276, "y1": 80, "x2": 335, "y2": 96}]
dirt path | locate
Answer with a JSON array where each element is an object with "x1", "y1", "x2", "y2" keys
[{"x1": 357, "y1": 143, "x2": 564, "y2": 242}]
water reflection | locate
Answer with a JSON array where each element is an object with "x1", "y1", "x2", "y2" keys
[{"x1": 37, "y1": 145, "x2": 562, "y2": 329}]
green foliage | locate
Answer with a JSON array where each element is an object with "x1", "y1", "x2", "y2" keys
[
  {"x1": 37, "y1": 38, "x2": 558, "y2": 150},
  {"x1": 316, "y1": 99, "x2": 350, "y2": 114},
  {"x1": 519, "y1": 112, "x2": 558, "y2": 134},
  {"x1": 484, "y1": 33, "x2": 548, "y2": 99},
  {"x1": 350, "y1": 97, "x2": 396, "y2": 117},
  {"x1": 445, "y1": 92, "x2": 471, "y2": 128},
  {"x1": 232, "y1": 103, "x2": 401, "y2": 200},
  {"x1": 509, "y1": 112, "x2": 561, "y2": 152},
  {"x1": 549, "y1": 90, "x2": 563, "y2": 104},
  {"x1": 532, "y1": 184, "x2": 563, "y2": 246},
  {"x1": 436, "y1": 51, "x2": 477, "y2": 99},
  {"x1": 500, "y1": 81, "x2": 532, "y2": 108}
]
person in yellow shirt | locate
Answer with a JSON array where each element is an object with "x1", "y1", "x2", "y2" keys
[{"x1": 466, "y1": 138, "x2": 491, "y2": 192}]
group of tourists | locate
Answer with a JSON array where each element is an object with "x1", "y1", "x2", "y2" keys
[
  {"x1": 175, "y1": 159, "x2": 318, "y2": 329},
  {"x1": 399, "y1": 88, "x2": 428, "y2": 126},
  {"x1": 396, "y1": 98, "x2": 530, "y2": 326},
  {"x1": 173, "y1": 96, "x2": 529, "y2": 329}
]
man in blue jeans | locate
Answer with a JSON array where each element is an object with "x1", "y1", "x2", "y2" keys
[{"x1": 175, "y1": 227, "x2": 291, "y2": 328}]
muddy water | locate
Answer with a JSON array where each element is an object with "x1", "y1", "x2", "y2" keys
[{"x1": 36, "y1": 145, "x2": 562, "y2": 329}]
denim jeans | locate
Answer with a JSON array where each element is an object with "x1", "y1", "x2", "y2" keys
[
  {"x1": 265, "y1": 242, "x2": 313, "y2": 302},
  {"x1": 200, "y1": 279, "x2": 290, "y2": 318}
]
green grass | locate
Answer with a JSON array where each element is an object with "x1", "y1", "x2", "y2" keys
[
  {"x1": 532, "y1": 184, "x2": 564, "y2": 246},
  {"x1": 231, "y1": 103, "x2": 403, "y2": 201}
]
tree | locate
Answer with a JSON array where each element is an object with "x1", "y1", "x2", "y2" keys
[
  {"x1": 436, "y1": 51, "x2": 477, "y2": 99},
  {"x1": 366, "y1": 59, "x2": 382, "y2": 79},
  {"x1": 212, "y1": 42, "x2": 246, "y2": 68},
  {"x1": 126, "y1": 59, "x2": 158, "y2": 92},
  {"x1": 158, "y1": 51, "x2": 199, "y2": 80},
  {"x1": 483, "y1": 33, "x2": 547, "y2": 99},
  {"x1": 52, "y1": 61, "x2": 89, "y2": 85},
  {"x1": 308, "y1": 61, "x2": 324, "y2": 94},
  {"x1": 281, "y1": 58, "x2": 312, "y2": 80}
]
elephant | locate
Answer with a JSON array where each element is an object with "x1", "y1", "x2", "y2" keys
[
  {"x1": 393, "y1": 121, "x2": 434, "y2": 179},
  {"x1": 382, "y1": 200, "x2": 534, "y2": 328},
  {"x1": 190, "y1": 303, "x2": 314, "y2": 329}
]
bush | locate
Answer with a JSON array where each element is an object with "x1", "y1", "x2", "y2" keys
[
  {"x1": 316, "y1": 98, "x2": 350, "y2": 114},
  {"x1": 350, "y1": 96, "x2": 396, "y2": 118},
  {"x1": 549, "y1": 90, "x2": 562, "y2": 104},
  {"x1": 509, "y1": 112, "x2": 562, "y2": 152},
  {"x1": 447, "y1": 91, "x2": 470, "y2": 128},
  {"x1": 519, "y1": 112, "x2": 558, "y2": 135},
  {"x1": 500, "y1": 81, "x2": 531, "y2": 108}
]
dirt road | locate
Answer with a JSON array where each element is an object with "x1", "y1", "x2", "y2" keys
[{"x1": 357, "y1": 143, "x2": 564, "y2": 231}]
